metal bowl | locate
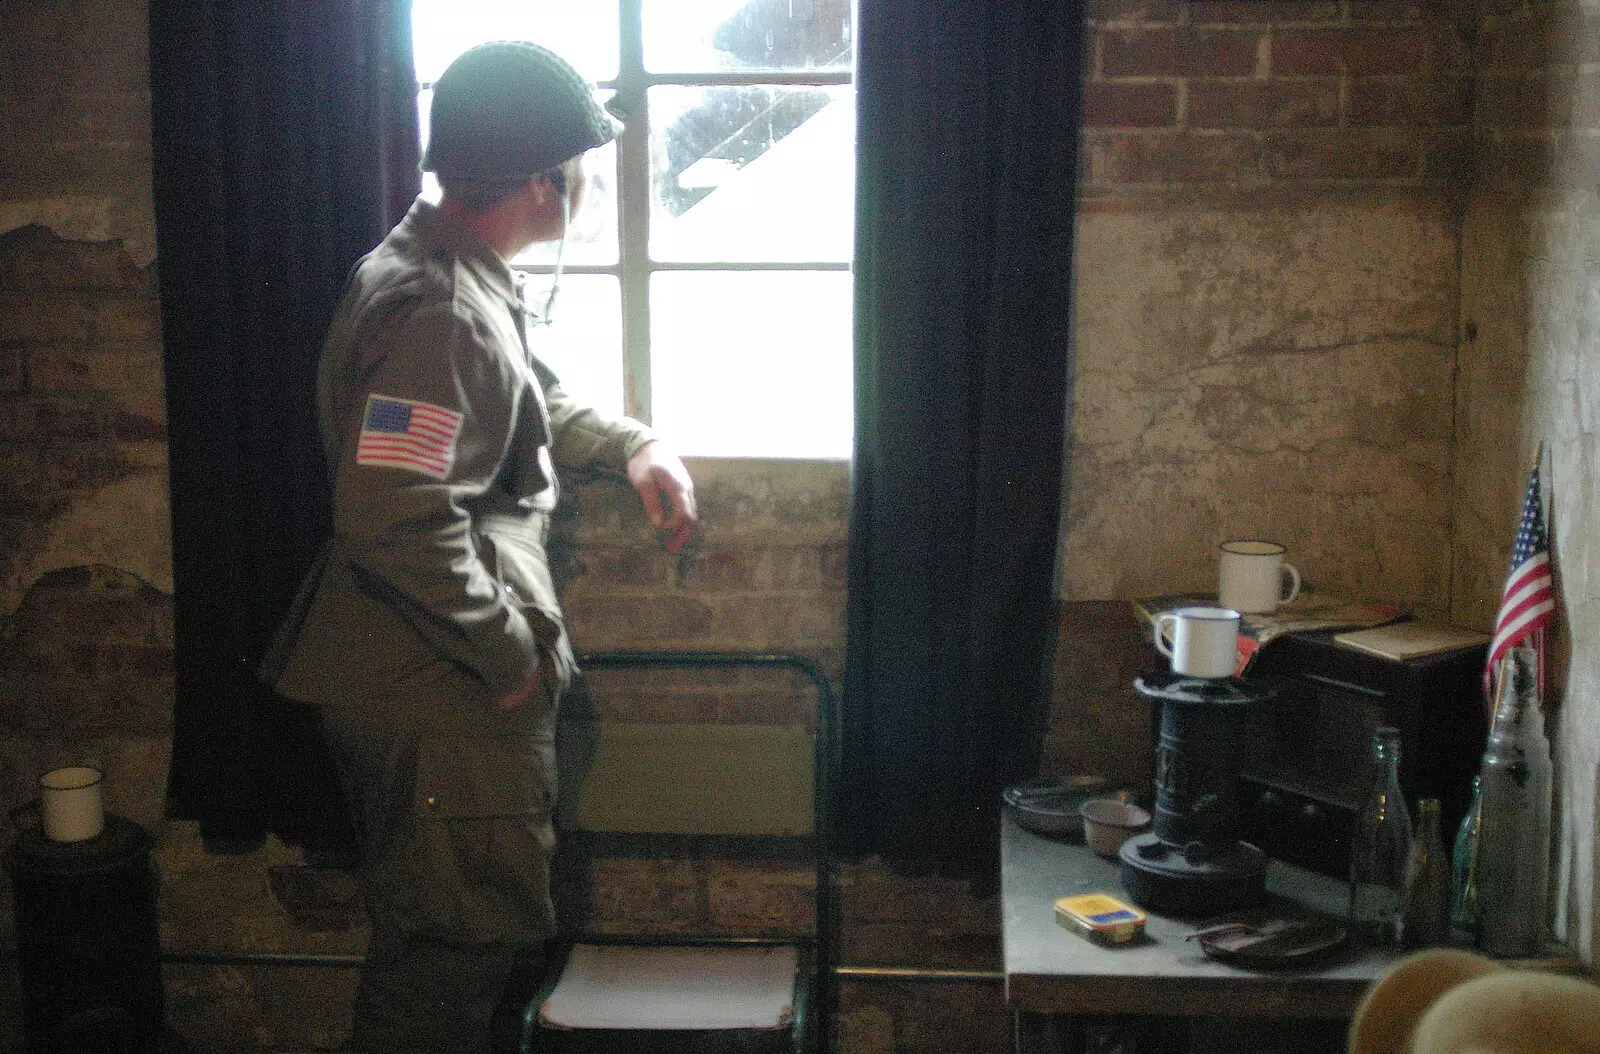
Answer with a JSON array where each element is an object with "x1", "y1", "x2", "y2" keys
[{"x1": 1003, "y1": 776, "x2": 1109, "y2": 838}]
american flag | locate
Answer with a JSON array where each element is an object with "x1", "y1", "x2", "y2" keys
[
  {"x1": 355, "y1": 394, "x2": 463, "y2": 481},
  {"x1": 1484, "y1": 453, "x2": 1554, "y2": 710}
]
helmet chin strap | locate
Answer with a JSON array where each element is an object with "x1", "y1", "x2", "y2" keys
[
  {"x1": 528, "y1": 185, "x2": 570, "y2": 327},
  {"x1": 544, "y1": 191, "x2": 569, "y2": 322}
]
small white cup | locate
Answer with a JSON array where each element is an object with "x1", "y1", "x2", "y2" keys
[
  {"x1": 1079, "y1": 798, "x2": 1152, "y2": 858},
  {"x1": 1218, "y1": 540, "x2": 1302, "y2": 614},
  {"x1": 40, "y1": 766, "x2": 105, "y2": 842},
  {"x1": 1154, "y1": 605, "x2": 1241, "y2": 679}
]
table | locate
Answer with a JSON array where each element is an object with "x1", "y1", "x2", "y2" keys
[{"x1": 1001, "y1": 817, "x2": 1399, "y2": 1053}]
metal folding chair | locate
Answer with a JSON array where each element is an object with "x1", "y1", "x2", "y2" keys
[{"x1": 508, "y1": 651, "x2": 837, "y2": 1054}]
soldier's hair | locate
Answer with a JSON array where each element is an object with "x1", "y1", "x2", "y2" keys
[
  {"x1": 436, "y1": 175, "x2": 532, "y2": 214},
  {"x1": 437, "y1": 166, "x2": 568, "y2": 215}
]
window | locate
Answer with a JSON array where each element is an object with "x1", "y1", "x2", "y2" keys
[{"x1": 411, "y1": 0, "x2": 856, "y2": 459}]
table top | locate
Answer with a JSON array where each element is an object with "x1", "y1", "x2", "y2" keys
[{"x1": 1001, "y1": 817, "x2": 1400, "y2": 1019}]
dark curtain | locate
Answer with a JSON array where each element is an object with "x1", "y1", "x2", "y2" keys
[
  {"x1": 841, "y1": 0, "x2": 1086, "y2": 878},
  {"x1": 150, "y1": 1, "x2": 419, "y2": 856}
]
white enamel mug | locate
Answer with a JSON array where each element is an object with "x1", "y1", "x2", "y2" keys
[
  {"x1": 1218, "y1": 540, "x2": 1302, "y2": 614},
  {"x1": 39, "y1": 765, "x2": 105, "y2": 842},
  {"x1": 1154, "y1": 606, "x2": 1241, "y2": 679}
]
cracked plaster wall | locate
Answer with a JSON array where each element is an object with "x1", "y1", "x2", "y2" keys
[{"x1": 1063, "y1": 189, "x2": 1460, "y2": 612}]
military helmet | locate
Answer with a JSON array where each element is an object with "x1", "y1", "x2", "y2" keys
[{"x1": 422, "y1": 40, "x2": 622, "y2": 180}]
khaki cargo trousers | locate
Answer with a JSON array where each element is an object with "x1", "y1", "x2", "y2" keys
[{"x1": 319, "y1": 661, "x2": 559, "y2": 1054}]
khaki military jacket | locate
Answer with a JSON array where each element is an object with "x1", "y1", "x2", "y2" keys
[{"x1": 263, "y1": 198, "x2": 654, "y2": 724}]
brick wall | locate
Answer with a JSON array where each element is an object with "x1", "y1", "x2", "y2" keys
[
  {"x1": 1470, "y1": 0, "x2": 1600, "y2": 189},
  {"x1": 1082, "y1": 0, "x2": 1471, "y2": 192},
  {"x1": 0, "y1": 226, "x2": 168, "y2": 600},
  {"x1": 553, "y1": 462, "x2": 849, "y2": 667},
  {"x1": 0, "y1": 1, "x2": 152, "y2": 203}
]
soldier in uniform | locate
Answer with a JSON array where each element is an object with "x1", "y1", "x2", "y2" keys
[{"x1": 261, "y1": 41, "x2": 697, "y2": 1054}]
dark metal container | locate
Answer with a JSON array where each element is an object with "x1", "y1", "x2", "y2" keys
[{"x1": 6, "y1": 812, "x2": 164, "y2": 1054}]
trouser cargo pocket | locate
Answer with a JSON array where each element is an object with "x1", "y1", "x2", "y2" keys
[{"x1": 373, "y1": 735, "x2": 558, "y2": 942}]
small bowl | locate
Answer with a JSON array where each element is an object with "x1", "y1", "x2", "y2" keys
[{"x1": 1078, "y1": 798, "x2": 1151, "y2": 859}]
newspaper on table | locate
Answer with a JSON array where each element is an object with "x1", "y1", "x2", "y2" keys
[{"x1": 1131, "y1": 590, "x2": 1405, "y2": 674}]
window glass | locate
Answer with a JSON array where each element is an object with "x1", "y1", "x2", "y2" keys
[
  {"x1": 410, "y1": 1, "x2": 619, "y2": 84},
  {"x1": 410, "y1": 1, "x2": 855, "y2": 459},
  {"x1": 650, "y1": 271, "x2": 852, "y2": 458},
  {"x1": 525, "y1": 275, "x2": 625, "y2": 419},
  {"x1": 643, "y1": 0, "x2": 852, "y2": 73},
  {"x1": 650, "y1": 86, "x2": 854, "y2": 263}
]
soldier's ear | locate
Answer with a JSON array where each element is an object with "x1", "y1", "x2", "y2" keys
[
  {"x1": 531, "y1": 168, "x2": 566, "y2": 203},
  {"x1": 515, "y1": 177, "x2": 550, "y2": 216}
]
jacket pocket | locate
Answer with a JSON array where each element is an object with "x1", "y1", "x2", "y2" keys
[
  {"x1": 480, "y1": 521, "x2": 576, "y2": 693},
  {"x1": 414, "y1": 735, "x2": 553, "y2": 819}
]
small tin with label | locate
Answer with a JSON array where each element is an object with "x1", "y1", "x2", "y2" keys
[{"x1": 1054, "y1": 893, "x2": 1147, "y2": 945}]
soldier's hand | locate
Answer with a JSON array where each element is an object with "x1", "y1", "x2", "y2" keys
[
  {"x1": 627, "y1": 441, "x2": 697, "y2": 553},
  {"x1": 491, "y1": 651, "x2": 563, "y2": 711}
]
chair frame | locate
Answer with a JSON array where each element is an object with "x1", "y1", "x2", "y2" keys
[{"x1": 520, "y1": 650, "x2": 839, "y2": 1054}]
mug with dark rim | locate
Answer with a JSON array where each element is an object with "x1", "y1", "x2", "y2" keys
[
  {"x1": 1218, "y1": 539, "x2": 1302, "y2": 614},
  {"x1": 38, "y1": 765, "x2": 105, "y2": 842}
]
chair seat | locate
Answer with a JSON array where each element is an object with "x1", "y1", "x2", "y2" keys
[{"x1": 537, "y1": 944, "x2": 800, "y2": 1032}]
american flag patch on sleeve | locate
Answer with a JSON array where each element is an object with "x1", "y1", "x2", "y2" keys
[{"x1": 355, "y1": 394, "x2": 464, "y2": 481}]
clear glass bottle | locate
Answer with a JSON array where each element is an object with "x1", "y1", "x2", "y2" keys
[
  {"x1": 1451, "y1": 775, "x2": 1482, "y2": 936},
  {"x1": 1476, "y1": 644, "x2": 1553, "y2": 957},
  {"x1": 1349, "y1": 726, "x2": 1413, "y2": 946},
  {"x1": 1401, "y1": 798, "x2": 1451, "y2": 948}
]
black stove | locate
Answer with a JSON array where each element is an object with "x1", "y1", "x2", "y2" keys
[{"x1": 1119, "y1": 671, "x2": 1278, "y2": 916}]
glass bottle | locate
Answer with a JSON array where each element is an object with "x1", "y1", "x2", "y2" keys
[
  {"x1": 1451, "y1": 775, "x2": 1482, "y2": 936},
  {"x1": 1400, "y1": 798, "x2": 1451, "y2": 948},
  {"x1": 1476, "y1": 643, "x2": 1553, "y2": 958},
  {"x1": 1349, "y1": 726, "x2": 1413, "y2": 946}
]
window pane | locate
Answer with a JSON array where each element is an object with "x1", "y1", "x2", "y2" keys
[
  {"x1": 650, "y1": 86, "x2": 854, "y2": 263},
  {"x1": 651, "y1": 272, "x2": 852, "y2": 458},
  {"x1": 411, "y1": 1, "x2": 619, "y2": 84},
  {"x1": 644, "y1": 0, "x2": 852, "y2": 73},
  {"x1": 522, "y1": 274, "x2": 625, "y2": 419}
]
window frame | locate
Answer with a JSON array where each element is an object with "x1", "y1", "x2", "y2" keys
[
  {"x1": 605, "y1": 2, "x2": 853, "y2": 425},
  {"x1": 414, "y1": 2, "x2": 854, "y2": 446}
]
